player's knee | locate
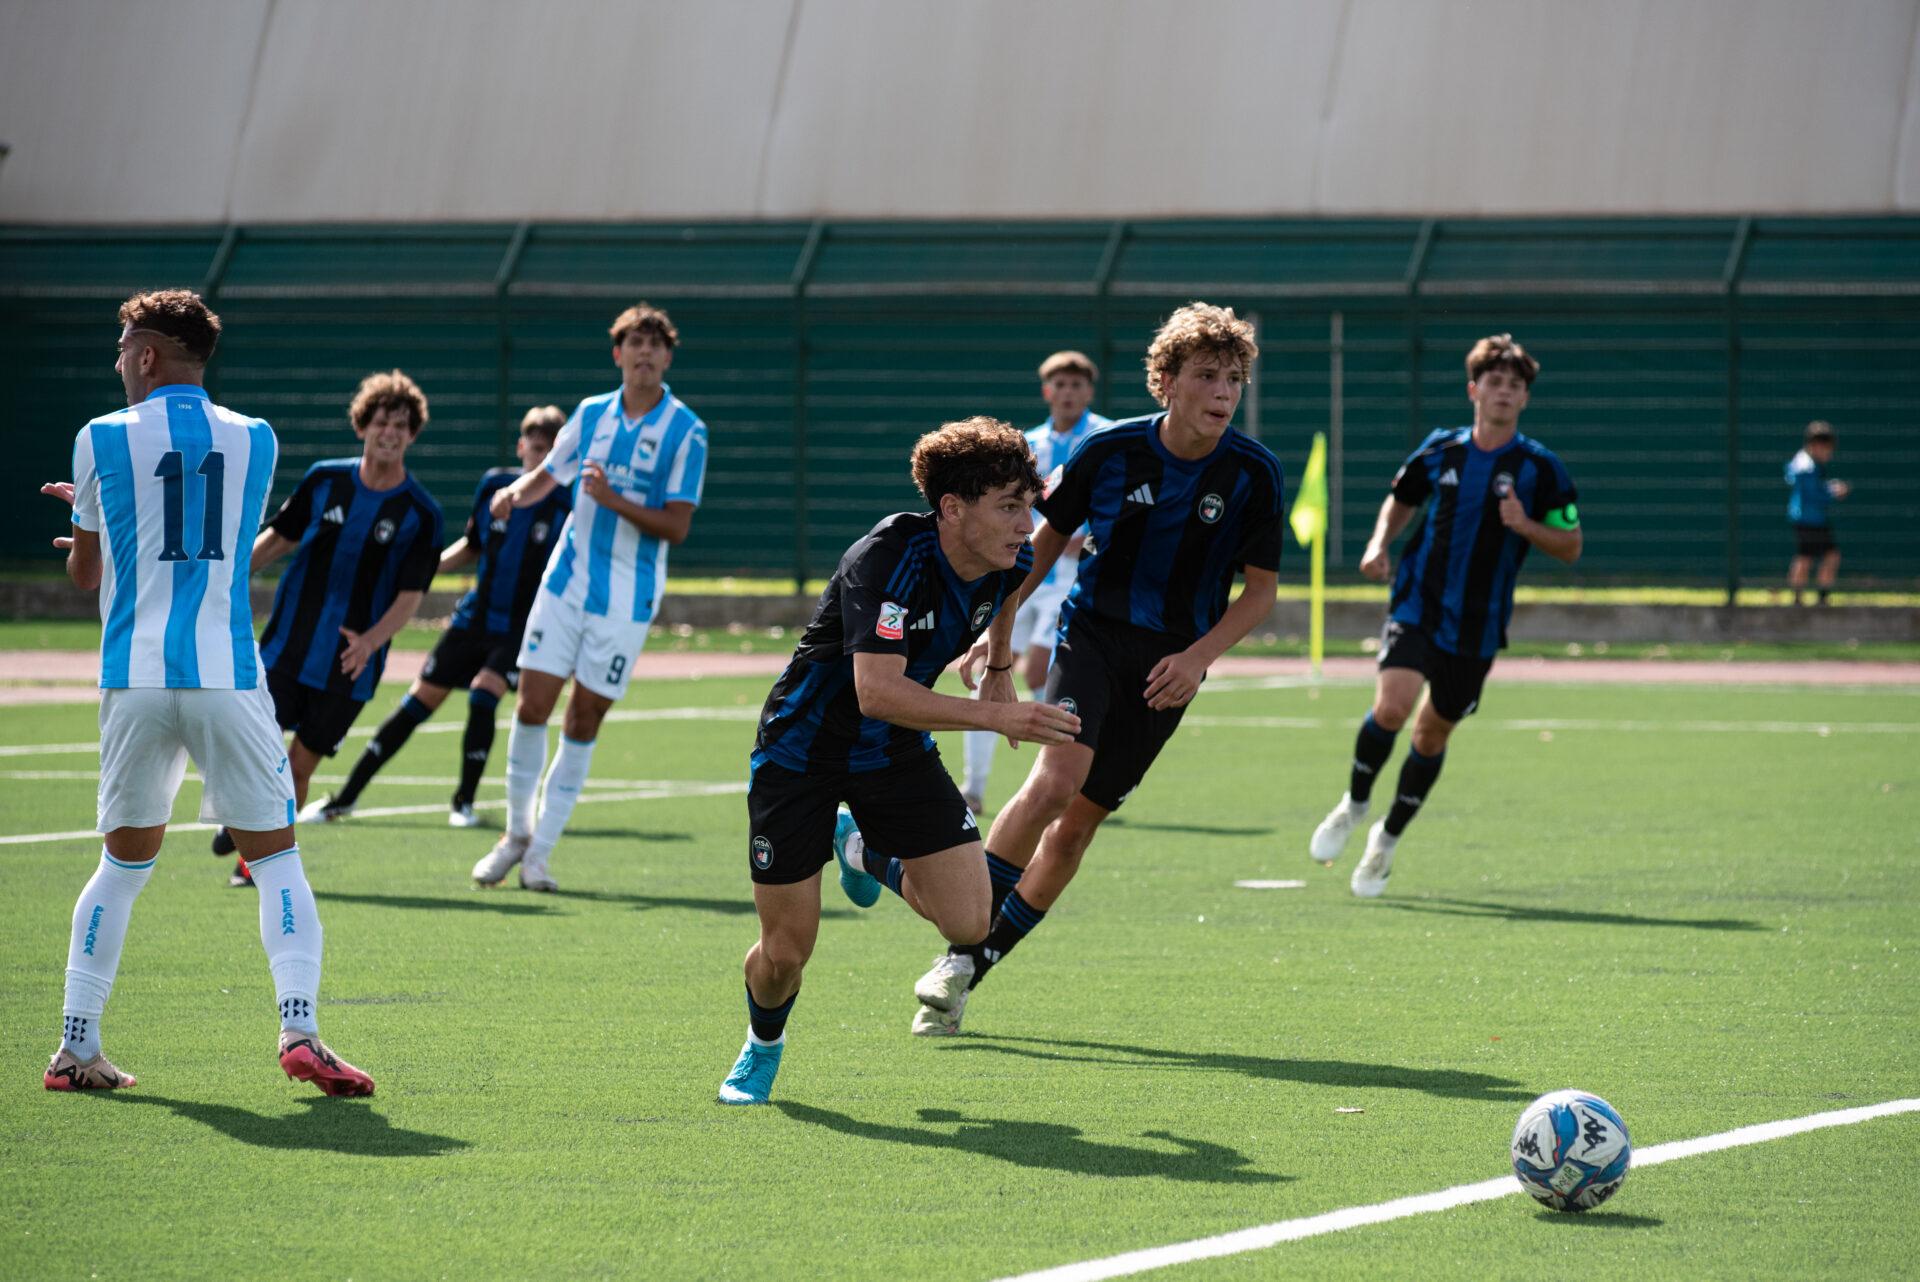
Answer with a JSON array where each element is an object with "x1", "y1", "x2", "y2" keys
[
  {"x1": 1372, "y1": 700, "x2": 1412, "y2": 731},
  {"x1": 937, "y1": 903, "x2": 991, "y2": 947},
  {"x1": 1410, "y1": 722, "x2": 1452, "y2": 756},
  {"x1": 756, "y1": 935, "x2": 812, "y2": 984}
]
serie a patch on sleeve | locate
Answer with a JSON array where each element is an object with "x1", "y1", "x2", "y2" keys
[{"x1": 877, "y1": 601, "x2": 906, "y2": 640}]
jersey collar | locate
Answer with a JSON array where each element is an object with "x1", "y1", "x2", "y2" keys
[
  {"x1": 612, "y1": 383, "x2": 674, "y2": 430},
  {"x1": 144, "y1": 383, "x2": 209, "y2": 402}
]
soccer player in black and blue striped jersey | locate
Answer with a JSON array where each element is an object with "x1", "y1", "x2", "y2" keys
[
  {"x1": 717, "y1": 417, "x2": 1080, "y2": 1104},
  {"x1": 304, "y1": 406, "x2": 572, "y2": 827},
  {"x1": 907, "y1": 303, "x2": 1286, "y2": 1035},
  {"x1": 213, "y1": 371, "x2": 443, "y2": 884},
  {"x1": 1309, "y1": 334, "x2": 1582, "y2": 897}
]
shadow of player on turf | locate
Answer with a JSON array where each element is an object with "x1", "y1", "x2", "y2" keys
[
  {"x1": 317, "y1": 891, "x2": 558, "y2": 916},
  {"x1": 547, "y1": 888, "x2": 858, "y2": 920},
  {"x1": 1102, "y1": 816, "x2": 1276, "y2": 837},
  {"x1": 101, "y1": 1094, "x2": 469, "y2": 1157},
  {"x1": 774, "y1": 1101, "x2": 1287, "y2": 1184},
  {"x1": 942, "y1": 1036, "x2": 1532, "y2": 1101},
  {"x1": 1378, "y1": 897, "x2": 1765, "y2": 933}
]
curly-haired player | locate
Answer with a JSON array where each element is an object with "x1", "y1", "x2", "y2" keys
[{"x1": 716, "y1": 416, "x2": 1080, "y2": 1104}]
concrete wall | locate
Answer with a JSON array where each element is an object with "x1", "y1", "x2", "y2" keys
[{"x1": 4, "y1": 0, "x2": 1917, "y2": 222}]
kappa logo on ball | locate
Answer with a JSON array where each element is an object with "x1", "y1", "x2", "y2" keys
[
  {"x1": 876, "y1": 601, "x2": 906, "y2": 641},
  {"x1": 1198, "y1": 493, "x2": 1225, "y2": 523},
  {"x1": 750, "y1": 836, "x2": 774, "y2": 870}
]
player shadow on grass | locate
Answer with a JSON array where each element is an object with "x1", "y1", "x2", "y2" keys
[
  {"x1": 1102, "y1": 816, "x2": 1276, "y2": 838},
  {"x1": 1378, "y1": 898, "x2": 1765, "y2": 933},
  {"x1": 316, "y1": 891, "x2": 557, "y2": 916},
  {"x1": 774, "y1": 1101, "x2": 1287, "y2": 1184},
  {"x1": 101, "y1": 1094, "x2": 468, "y2": 1157},
  {"x1": 942, "y1": 1036, "x2": 1532, "y2": 1101},
  {"x1": 548, "y1": 888, "x2": 857, "y2": 919}
]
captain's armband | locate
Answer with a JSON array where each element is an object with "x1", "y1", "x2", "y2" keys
[{"x1": 1543, "y1": 504, "x2": 1580, "y2": 531}]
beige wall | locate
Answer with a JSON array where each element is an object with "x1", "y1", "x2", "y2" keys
[{"x1": 3, "y1": 0, "x2": 1916, "y2": 222}]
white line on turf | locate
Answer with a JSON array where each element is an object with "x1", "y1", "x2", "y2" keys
[
  {"x1": 995, "y1": 1098, "x2": 1920, "y2": 1282},
  {"x1": 0, "y1": 779, "x2": 746, "y2": 846}
]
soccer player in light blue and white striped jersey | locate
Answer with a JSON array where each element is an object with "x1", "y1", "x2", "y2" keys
[
  {"x1": 471, "y1": 302, "x2": 709, "y2": 892},
  {"x1": 38, "y1": 290, "x2": 373, "y2": 1098}
]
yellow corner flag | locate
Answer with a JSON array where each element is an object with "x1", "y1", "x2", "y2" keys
[{"x1": 1290, "y1": 433, "x2": 1329, "y2": 674}]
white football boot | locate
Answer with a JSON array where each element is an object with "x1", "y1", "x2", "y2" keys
[
  {"x1": 447, "y1": 802, "x2": 483, "y2": 829},
  {"x1": 1309, "y1": 794, "x2": 1366, "y2": 866},
  {"x1": 519, "y1": 845, "x2": 557, "y2": 893},
  {"x1": 472, "y1": 833, "x2": 528, "y2": 887},
  {"x1": 911, "y1": 992, "x2": 968, "y2": 1037},
  {"x1": 1349, "y1": 821, "x2": 1398, "y2": 898},
  {"x1": 914, "y1": 951, "x2": 976, "y2": 1013}
]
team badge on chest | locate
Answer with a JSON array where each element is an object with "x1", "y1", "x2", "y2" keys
[
  {"x1": 1198, "y1": 493, "x2": 1225, "y2": 524},
  {"x1": 373, "y1": 517, "x2": 397, "y2": 544},
  {"x1": 971, "y1": 602, "x2": 993, "y2": 632}
]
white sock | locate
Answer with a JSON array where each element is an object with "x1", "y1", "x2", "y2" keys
[
  {"x1": 747, "y1": 1029, "x2": 784, "y2": 1048},
  {"x1": 505, "y1": 719, "x2": 548, "y2": 840},
  {"x1": 1343, "y1": 792, "x2": 1369, "y2": 816},
  {"x1": 962, "y1": 729, "x2": 996, "y2": 799},
  {"x1": 61, "y1": 850, "x2": 154, "y2": 1061},
  {"x1": 529, "y1": 735, "x2": 596, "y2": 858},
  {"x1": 248, "y1": 846, "x2": 322, "y2": 1034}
]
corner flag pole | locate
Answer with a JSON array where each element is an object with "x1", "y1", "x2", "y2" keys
[{"x1": 1290, "y1": 432, "x2": 1330, "y2": 679}]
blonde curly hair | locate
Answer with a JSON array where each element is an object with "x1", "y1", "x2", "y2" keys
[{"x1": 1144, "y1": 303, "x2": 1258, "y2": 406}]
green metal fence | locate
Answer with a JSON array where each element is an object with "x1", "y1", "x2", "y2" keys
[{"x1": 6, "y1": 218, "x2": 1917, "y2": 591}]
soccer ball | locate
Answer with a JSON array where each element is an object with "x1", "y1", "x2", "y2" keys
[{"x1": 1510, "y1": 1089, "x2": 1631, "y2": 1212}]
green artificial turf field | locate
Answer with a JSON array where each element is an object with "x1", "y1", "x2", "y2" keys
[{"x1": 1, "y1": 672, "x2": 1915, "y2": 1279}]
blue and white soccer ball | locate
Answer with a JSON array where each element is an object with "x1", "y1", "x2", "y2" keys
[{"x1": 1510, "y1": 1089, "x2": 1632, "y2": 1212}]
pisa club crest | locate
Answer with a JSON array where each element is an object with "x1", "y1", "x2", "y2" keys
[
  {"x1": 751, "y1": 836, "x2": 774, "y2": 870},
  {"x1": 1198, "y1": 493, "x2": 1225, "y2": 524}
]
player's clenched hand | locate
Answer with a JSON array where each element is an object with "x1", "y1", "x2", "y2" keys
[
  {"x1": 337, "y1": 627, "x2": 380, "y2": 680},
  {"x1": 488, "y1": 485, "x2": 517, "y2": 520},
  {"x1": 42, "y1": 482, "x2": 77, "y2": 549},
  {"x1": 995, "y1": 699, "x2": 1080, "y2": 746},
  {"x1": 1497, "y1": 490, "x2": 1529, "y2": 530},
  {"x1": 956, "y1": 635, "x2": 995, "y2": 690},
  {"x1": 1144, "y1": 649, "x2": 1207, "y2": 710},
  {"x1": 581, "y1": 461, "x2": 615, "y2": 504},
  {"x1": 1359, "y1": 544, "x2": 1391, "y2": 582}
]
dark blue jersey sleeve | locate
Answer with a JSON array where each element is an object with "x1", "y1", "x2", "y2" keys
[
  {"x1": 839, "y1": 530, "x2": 913, "y2": 659},
  {"x1": 267, "y1": 465, "x2": 326, "y2": 539}
]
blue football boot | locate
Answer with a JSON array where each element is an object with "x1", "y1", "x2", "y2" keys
[
  {"x1": 832, "y1": 806, "x2": 881, "y2": 908},
  {"x1": 717, "y1": 1037, "x2": 784, "y2": 1105}
]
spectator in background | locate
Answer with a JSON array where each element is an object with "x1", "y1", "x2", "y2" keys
[{"x1": 1786, "y1": 421, "x2": 1849, "y2": 606}]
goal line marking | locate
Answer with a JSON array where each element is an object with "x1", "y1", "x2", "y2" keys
[{"x1": 995, "y1": 1098, "x2": 1920, "y2": 1282}]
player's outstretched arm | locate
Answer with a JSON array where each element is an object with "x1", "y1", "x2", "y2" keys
[
  {"x1": 1359, "y1": 497, "x2": 1418, "y2": 582},
  {"x1": 852, "y1": 652, "x2": 1079, "y2": 742},
  {"x1": 40, "y1": 481, "x2": 101, "y2": 590},
  {"x1": 251, "y1": 529, "x2": 297, "y2": 572},
  {"x1": 490, "y1": 468, "x2": 560, "y2": 520},
  {"x1": 438, "y1": 537, "x2": 480, "y2": 574},
  {"x1": 1144, "y1": 565, "x2": 1279, "y2": 711}
]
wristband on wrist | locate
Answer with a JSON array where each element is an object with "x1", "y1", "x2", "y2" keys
[{"x1": 985, "y1": 662, "x2": 1014, "y2": 672}]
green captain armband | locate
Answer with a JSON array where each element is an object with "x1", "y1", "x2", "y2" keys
[{"x1": 1543, "y1": 504, "x2": 1580, "y2": 530}]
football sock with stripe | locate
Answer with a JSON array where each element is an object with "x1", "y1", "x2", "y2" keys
[
  {"x1": 985, "y1": 851, "x2": 1024, "y2": 917},
  {"x1": 454, "y1": 688, "x2": 501, "y2": 807},
  {"x1": 958, "y1": 889, "x2": 1047, "y2": 989},
  {"x1": 529, "y1": 735, "x2": 595, "y2": 858},
  {"x1": 746, "y1": 984, "x2": 796, "y2": 1045},
  {"x1": 1384, "y1": 747, "x2": 1445, "y2": 838},
  {"x1": 335, "y1": 694, "x2": 434, "y2": 807},
  {"x1": 504, "y1": 718, "x2": 548, "y2": 840},
  {"x1": 1348, "y1": 714, "x2": 1397, "y2": 805},
  {"x1": 60, "y1": 850, "x2": 155, "y2": 1061},
  {"x1": 247, "y1": 846, "x2": 322, "y2": 1035}
]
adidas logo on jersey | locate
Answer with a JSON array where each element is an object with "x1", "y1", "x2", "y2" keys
[
  {"x1": 1126, "y1": 483, "x2": 1156, "y2": 505},
  {"x1": 910, "y1": 612, "x2": 936, "y2": 632},
  {"x1": 1437, "y1": 469, "x2": 1460, "y2": 488},
  {"x1": 322, "y1": 505, "x2": 348, "y2": 524}
]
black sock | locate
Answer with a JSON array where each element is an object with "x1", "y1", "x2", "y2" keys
[
  {"x1": 1817, "y1": 589, "x2": 1831, "y2": 606},
  {"x1": 1792, "y1": 589, "x2": 1805, "y2": 606},
  {"x1": 984, "y1": 851, "x2": 1024, "y2": 917},
  {"x1": 957, "y1": 889, "x2": 1047, "y2": 990},
  {"x1": 455, "y1": 688, "x2": 501, "y2": 806},
  {"x1": 1384, "y1": 747, "x2": 1445, "y2": 837},
  {"x1": 746, "y1": 983, "x2": 796, "y2": 1042},
  {"x1": 1349, "y1": 714, "x2": 1397, "y2": 805},
  {"x1": 335, "y1": 695, "x2": 433, "y2": 807}
]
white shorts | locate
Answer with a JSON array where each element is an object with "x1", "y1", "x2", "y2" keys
[
  {"x1": 1011, "y1": 582, "x2": 1070, "y2": 654},
  {"x1": 517, "y1": 591, "x2": 653, "y2": 701},
  {"x1": 97, "y1": 685, "x2": 296, "y2": 833}
]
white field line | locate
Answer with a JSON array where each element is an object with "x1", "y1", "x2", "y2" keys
[
  {"x1": 998, "y1": 1098, "x2": 1920, "y2": 1282},
  {"x1": 0, "y1": 779, "x2": 745, "y2": 846},
  {"x1": 0, "y1": 770, "x2": 725, "y2": 789}
]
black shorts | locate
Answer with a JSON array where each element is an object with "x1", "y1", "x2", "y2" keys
[
  {"x1": 1793, "y1": 526, "x2": 1837, "y2": 558},
  {"x1": 420, "y1": 627, "x2": 520, "y2": 692},
  {"x1": 746, "y1": 752, "x2": 980, "y2": 885},
  {"x1": 1044, "y1": 613, "x2": 1192, "y2": 812},
  {"x1": 1377, "y1": 621, "x2": 1494, "y2": 723},
  {"x1": 266, "y1": 667, "x2": 368, "y2": 758}
]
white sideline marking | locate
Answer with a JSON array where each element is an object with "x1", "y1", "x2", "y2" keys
[
  {"x1": 0, "y1": 779, "x2": 745, "y2": 846},
  {"x1": 1233, "y1": 879, "x2": 1306, "y2": 890},
  {"x1": 997, "y1": 1099, "x2": 1920, "y2": 1282}
]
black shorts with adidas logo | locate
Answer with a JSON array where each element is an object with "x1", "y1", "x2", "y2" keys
[
  {"x1": 745, "y1": 751, "x2": 979, "y2": 886},
  {"x1": 1044, "y1": 611, "x2": 1193, "y2": 812}
]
